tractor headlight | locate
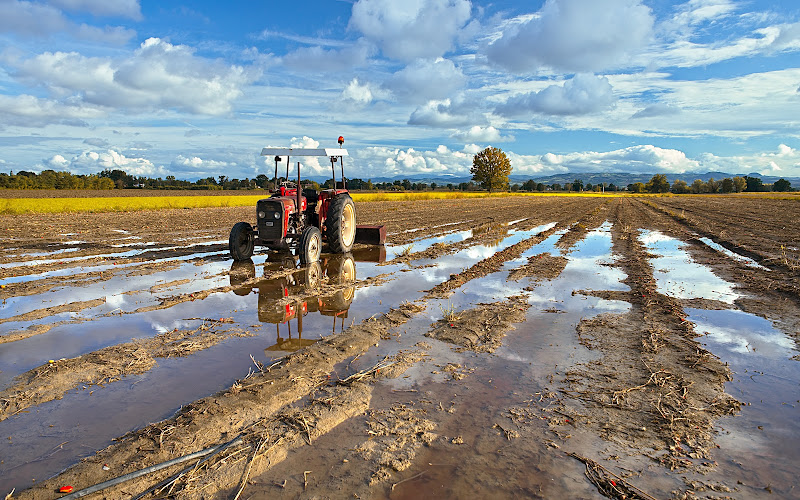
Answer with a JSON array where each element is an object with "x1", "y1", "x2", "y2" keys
[
  {"x1": 258, "y1": 211, "x2": 266, "y2": 219},
  {"x1": 273, "y1": 212, "x2": 281, "y2": 219}
]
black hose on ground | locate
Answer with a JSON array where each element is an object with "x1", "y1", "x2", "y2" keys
[
  {"x1": 131, "y1": 436, "x2": 245, "y2": 500},
  {"x1": 61, "y1": 437, "x2": 243, "y2": 499}
]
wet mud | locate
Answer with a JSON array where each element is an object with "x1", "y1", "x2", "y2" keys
[{"x1": 1, "y1": 196, "x2": 799, "y2": 499}]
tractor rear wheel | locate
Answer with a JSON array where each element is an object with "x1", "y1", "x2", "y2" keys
[
  {"x1": 326, "y1": 195, "x2": 356, "y2": 253},
  {"x1": 298, "y1": 226, "x2": 322, "y2": 265},
  {"x1": 229, "y1": 222, "x2": 254, "y2": 261}
]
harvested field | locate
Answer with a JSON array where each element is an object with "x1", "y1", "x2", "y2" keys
[{"x1": 1, "y1": 195, "x2": 799, "y2": 499}]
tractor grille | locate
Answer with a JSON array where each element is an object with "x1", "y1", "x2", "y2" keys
[{"x1": 257, "y1": 199, "x2": 283, "y2": 242}]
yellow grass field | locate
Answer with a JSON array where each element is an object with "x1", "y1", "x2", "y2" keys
[
  {"x1": 2, "y1": 190, "x2": 796, "y2": 214},
  {"x1": 0, "y1": 191, "x2": 616, "y2": 214}
]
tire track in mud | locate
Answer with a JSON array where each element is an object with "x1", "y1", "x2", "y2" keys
[
  {"x1": 0, "y1": 298, "x2": 106, "y2": 325},
  {"x1": 0, "y1": 320, "x2": 253, "y2": 422},
  {"x1": 648, "y1": 196, "x2": 800, "y2": 260},
  {"x1": 387, "y1": 197, "x2": 606, "y2": 265},
  {"x1": 558, "y1": 199, "x2": 740, "y2": 475},
  {"x1": 631, "y1": 198, "x2": 800, "y2": 339},
  {"x1": 425, "y1": 200, "x2": 611, "y2": 298},
  {"x1": 643, "y1": 197, "x2": 800, "y2": 287},
  {"x1": 639, "y1": 199, "x2": 773, "y2": 270}
]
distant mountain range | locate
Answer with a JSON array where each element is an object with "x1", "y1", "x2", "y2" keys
[{"x1": 344, "y1": 171, "x2": 799, "y2": 187}]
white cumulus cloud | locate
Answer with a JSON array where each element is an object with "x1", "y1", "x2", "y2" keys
[
  {"x1": 486, "y1": 0, "x2": 654, "y2": 73},
  {"x1": 384, "y1": 58, "x2": 465, "y2": 104},
  {"x1": 450, "y1": 125, "x2": 513, "y2": 143},
  {"x1": 0, "y1": 0, "x2": 136, "y2": 42},
  {"x1": 506, "y1": 144, "x2": 701, "y2": 175},
  {"x1": 357, "y1": 145, "x2": 471, "y2": 176},
  {"x1": 495, "y1": 74, "x2": 616, "y2": 117},
  {"x1": 49, "y1": 149, "x2": 163, "y2": 176},
  {"x1": 349, "y1": 0, "x2": 472, "y2": 61},
  {"x1": 408, "y1": 94, "x2": 485, "y2": 127},
  {"x1": 13, "y1": 38, "x2": 255, "y2": 118},
  {"x1": 0, "y1": 94, "x2": 103, "y2": 127},
  {"x1": 339, "y1": 78, "x2": 374, "y2": 107}
]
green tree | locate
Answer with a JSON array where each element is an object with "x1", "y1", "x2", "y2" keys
[
  {"x1": 733, "y1": 176, "x2": 746, "y2": 193},
  {"x1": 744, "y1": 176, "x2": 764, "y2": 192},
  {"x1": 773, "y1": 178, "x2": 792, "y2": 191},
  {"x1": 670, "y1": 179, "x2": 689, "y2": 194},
  {"x1": 471, "y1": 147, "x2": 512, "y2": 192},
  {"x1": 645, "y1": 174, "x2": 670, "y2": 193},
  {"x1": 720, "y1": 178, "x2": 735, "y2": 193},
  {"x1": 571, "y1": 179, "x2": 583, "y2": 192},
  {"x1": 628, "y1": 182, "x2": 645, "y2": 193}
]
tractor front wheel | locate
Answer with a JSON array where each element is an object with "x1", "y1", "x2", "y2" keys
[
  {"x1": 298, "y1": 226, "x2": 322, "y2": 265},
  {"x1": 326, "y1": 195, "x2": 356, "y2": 253},
  {"x1": 229, "y1": 222, "x2": 254, "y2": 261}
]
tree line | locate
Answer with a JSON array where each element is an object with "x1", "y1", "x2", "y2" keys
[
  {"x1": 0, "y1": 169, "x2": 793, "y2": 193},
  {"x1": 625, "y1": 174, "x2": 792, "y2": 194}
]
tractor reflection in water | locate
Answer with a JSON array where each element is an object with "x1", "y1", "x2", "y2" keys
[{"x1": 229, "y1": 254, "x2": 357, "y2": 353}]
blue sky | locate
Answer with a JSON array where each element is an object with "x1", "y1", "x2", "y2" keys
[{"x1": 1, "y1": 0, "x2": 799, "y2": 181}]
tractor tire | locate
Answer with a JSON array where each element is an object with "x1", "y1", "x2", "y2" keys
[
  {"x1": 298, "y1": 226, "x2": 322, "y2": 265},
  {"x1": 303, "y1": 261, "x2": 322, "y2": 288},
  {"x1": 229, "y1": 222, "x2": 254, "y2": 261},
  {"x1": 325, "y1": 253, "x2": 356, "y2": 311},
  {"x1": 326, "y1": 195, "x2": 356, "y2": 253}
]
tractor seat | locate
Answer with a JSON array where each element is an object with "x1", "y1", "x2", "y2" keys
[{"x1": 303, "y1": 188, "x2": 319, "y2": 203}]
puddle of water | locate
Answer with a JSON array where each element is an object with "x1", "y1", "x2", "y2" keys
[
  {"x1": 0, "y1": 239, "x2": 227, "y2": 271},
  {"x1": 696, "y1": 237, "x2": 770, "y2": 271},
  {"x1": 385, "y1": 222, "x2": 556, "y2": 260},
  {"x1": 343, "y1": 223, "x2": 632, "y2": 498},
  {"x1": 685, "y1": 308, "x2": 800, "y2": 497},
  {"x1": 0, "y1": 264, "x2": 371, "y2": 491},
  {"x1": 358, "y1": 223, "x2": 630, "y2": 392},
  {"x1": 640, "y1": 230, "x2": 739, "y2": 304},
  {"x1": 0, "y1": 249, "x2": 228, "y2": 288},
  {"x1": 17, "y1": 220, "x2": 783, "y2": 496},
  {"x1": 5, "y1": 247, "x2": 81, "y2": 259},
  {"x1": 384, "y1": 230, "x2": 472, "y2": 259},
  {"x1": 398, "y1": 220, "x2": 467, "y2": 234}
]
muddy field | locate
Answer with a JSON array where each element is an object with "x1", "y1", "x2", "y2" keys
[{"x1": 1, "y1": 195, "x2": 799, "y2": 499}]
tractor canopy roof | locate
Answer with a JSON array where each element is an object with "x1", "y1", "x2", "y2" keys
[{"x1": 261, "y1": 148, "x2": 348, "y2": 157}]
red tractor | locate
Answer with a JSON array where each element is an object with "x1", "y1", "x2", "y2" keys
[{"x1": 229, "y1": 137, "x2": 357, "y2": 264}]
